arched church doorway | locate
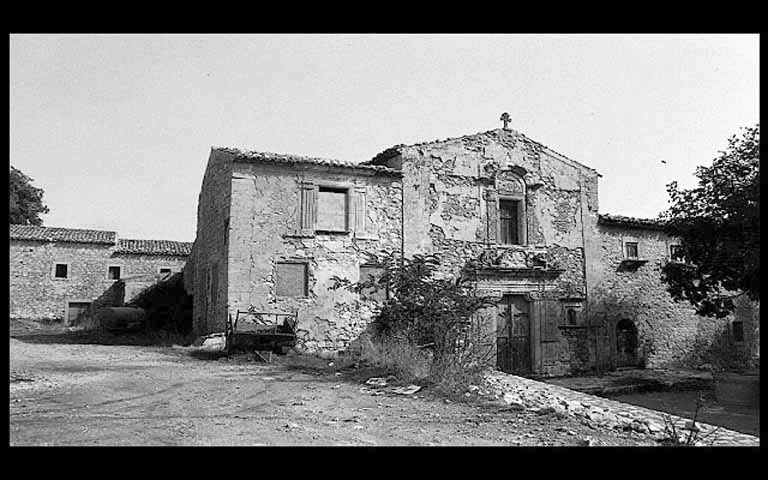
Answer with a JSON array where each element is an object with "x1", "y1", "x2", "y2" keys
[{"x1": 616, "y1": 319, "x2": 639, "y2": 368}]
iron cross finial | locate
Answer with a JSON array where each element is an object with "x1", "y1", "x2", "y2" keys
[{"x1": 500, "y1": 112, "x2": 511, "y2": 130}]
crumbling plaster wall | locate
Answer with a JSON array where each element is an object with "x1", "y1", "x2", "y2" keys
[
  {"x1": 227, "y1": 162, "x2": 402, "y2": 352},
  {"x1": 381, "y1": 129, "x2": 601, "y2": 376},
  {"x1": 591, "y1": 224, "x2": 730, "y2": 369},
  {"x1": 390, "y1": 130, "x2": 595, "y2": 274},
  {"x1": 189, "y1": 149, "x2": 233, "y2": 334}
]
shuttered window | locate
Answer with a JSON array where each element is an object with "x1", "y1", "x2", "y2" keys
[
  {"x1": 298, "y1": 183, "x2": 317, "y2": 236},
  {"x1": 276, "y1": 262, "x2": 308, "y2": 298},
  {"x1": 317, "y1": 187, "x2": 348, "y2": 232}
]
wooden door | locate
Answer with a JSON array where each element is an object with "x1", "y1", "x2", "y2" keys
[{"x1": 497, "y1": 295, "x2": 531, "y2": 374}]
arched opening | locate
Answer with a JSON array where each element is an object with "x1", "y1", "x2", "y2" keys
[{"x1": 616, "y1": 319, "x2": 639, "y2": 368}]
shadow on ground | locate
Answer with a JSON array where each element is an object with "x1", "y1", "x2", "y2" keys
[{"x1": 11, "y1": 328, "x2": 195, "y2": 348}]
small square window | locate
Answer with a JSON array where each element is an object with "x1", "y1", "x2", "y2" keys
[
  {"x1": 108, "y1": 266, "x2": 121, "y2": 280},
  {"x1": 625, "y1": 242, "x2": 639, "y2": 259},
  {"x1": 54, "y1": 263, "x2": 68, "y2": 278},
  {"x1": 670, "y1": 245, "x2": 685, "y2": 262}
]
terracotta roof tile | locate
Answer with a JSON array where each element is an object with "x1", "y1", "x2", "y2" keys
[
  {"x1": 115, "y1": 239, "x2": 192, "y2": 257},
  {"x1": 9, "y1": 224, "x2": 116, "y2": 244}
]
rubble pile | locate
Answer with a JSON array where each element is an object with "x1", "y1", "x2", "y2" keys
[{"x1": 479, "y1": 370, "x2": 759, "y2": 446}]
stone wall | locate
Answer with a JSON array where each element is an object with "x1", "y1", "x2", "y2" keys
[
  {"x1": 113, "y1": 254, "x2": 187, "y2": 304},
  {"x1": 9, "y1": 241, "x2": 186, "y2": 322},
  {"x1": 224, "y1": 161, "x2": 402, "y2": 352},
  {"x1": 591, "y1": 223, "x2": 731, "y2": 369},
  {"x1": 10, "y1": 240, "x2": 120, "y2": 321},
  {"x1": 188, "y1": 149, "x2": 233, "y2": 334}
]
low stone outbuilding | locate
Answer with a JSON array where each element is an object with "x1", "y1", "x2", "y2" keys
[{"x1": 10, "y1": 224, "x2": 191, "y2": 324}]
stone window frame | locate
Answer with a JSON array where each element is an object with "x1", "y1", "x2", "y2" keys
[
  {"x1": 316, "y1": 184, "x2": 353, "y2": 234},
  {"x1": 621, "y1": 236, "x2": 640, "y2": 259},
  {"x1": 493, "y1": 192, "x2": 527, "y2": 247},
  {"x1": 106, "y1": 265, "x2": 122, "y2": 281},
  {"x1": 52, "y1": 262, "x2": 70, "y2": 280},
  {"x1": 294, "y1": 180, "x2": 361, "y2": 237},
  {"x1": 562, "y1": 302, "x2": 584, "y2": 326},
  {"x1": 668, "y1": 244, "x2": 686, "y2": 263},
  {"x1": 274, "y1": 259, "x2": 311, "y2": 299}
]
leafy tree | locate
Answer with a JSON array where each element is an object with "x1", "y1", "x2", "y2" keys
[
  {"x1": 10, "y1": 166, "x2": 49, "y2": 225},
  {"x1": 661, "y1": 125, "x2": 759, "y2": 317}
]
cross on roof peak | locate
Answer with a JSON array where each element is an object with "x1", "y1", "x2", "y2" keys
[{"x1": 500, "y1": 112, "x2": 511, "y2": 130}]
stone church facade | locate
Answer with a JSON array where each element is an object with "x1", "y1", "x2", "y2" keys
[{"x1": 187, "y1": 127, "x2": 758, "y2": 376}]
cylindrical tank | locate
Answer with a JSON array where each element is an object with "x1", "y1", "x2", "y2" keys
[{"x1": 99, "y1": 307, "x2": 146, "y2": 332}]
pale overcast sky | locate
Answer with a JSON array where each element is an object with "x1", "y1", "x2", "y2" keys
[{"x1": 10, "y1": 34, "x2": 759, "y2": 242}]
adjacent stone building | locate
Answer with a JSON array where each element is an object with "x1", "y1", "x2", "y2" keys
[
  {"x1": 10, "y1": 225, "x2": 191, "y2": 324},
  {"x1": 187, "y1": 126, "x2": 758, "y2": 376}
]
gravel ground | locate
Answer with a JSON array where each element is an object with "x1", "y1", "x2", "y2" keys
[{"x1": 9, "y1": 323, "x2": 659, "y2": 446}]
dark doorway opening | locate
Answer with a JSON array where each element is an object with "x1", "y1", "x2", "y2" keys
[{"x1": 616, "y1": 319, "x2": 639, "y2": 368}]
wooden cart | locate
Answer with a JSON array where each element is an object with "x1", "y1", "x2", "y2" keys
[{"x1": 225, "y1": 310, "x2": 299, "y2": 356}]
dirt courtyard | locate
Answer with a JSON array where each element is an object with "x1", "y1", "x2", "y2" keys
[{"x1": 10, "y1": 324, "x2": 657, "y2": 446}]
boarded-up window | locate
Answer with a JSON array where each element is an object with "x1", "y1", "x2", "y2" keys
[
  {"x1": 542, "y1": 298, "x2": 561, "y2": 342},
  {"x1": 317, "y1": 187, "x2": 348, "y2": 232},
  {"x1": 276, "y1": 262, "x2": 308, "y2": 298},
  {"x1": 360, "y1": 265, "x2": 386, "y2": 302},
  {"x1": 499, "y1": 199, "x2": 520, "y2": 245}
]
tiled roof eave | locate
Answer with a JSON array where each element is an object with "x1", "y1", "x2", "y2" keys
[
  {"x1": 598, "y1": 214, "x2": 667, "y2": 230},
  {"x1": 215, "y1": 147, "x2": 401, "y2": 175}
]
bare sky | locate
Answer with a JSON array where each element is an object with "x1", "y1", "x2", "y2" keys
[{"x1": 10, "y1": 34, "x2": 759, "y2": 242}]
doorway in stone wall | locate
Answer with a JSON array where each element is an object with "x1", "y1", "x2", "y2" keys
[
  {"x1": 616, "y1": 319, "x2": 639, "y2": 368},
  {"x1": 497, "y1": 295, "x2": 531, "y2": 374}
]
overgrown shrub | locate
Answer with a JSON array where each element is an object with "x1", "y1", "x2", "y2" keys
[
  {"x1": 359, "y1": 333, "x2": 432, "y2": 383},
  {"x1": 332, "y1": 253, "x2": 496, "y2": 391}
]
